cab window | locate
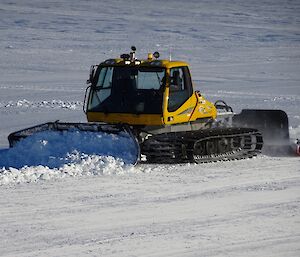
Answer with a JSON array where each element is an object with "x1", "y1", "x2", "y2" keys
[{"x1": 168, "y1": 66, "x2": 193, "y2": 112}]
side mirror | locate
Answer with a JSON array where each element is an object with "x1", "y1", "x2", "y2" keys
[
  {"x1": 195, "y1": 90, "x2": 201, "y2": 97},
  {"x1": 83, "y1": 85, "x2": 91, "y2": 114},
  {"x1": 87, "y1": 65, "x2": 98, "y2": 84}
]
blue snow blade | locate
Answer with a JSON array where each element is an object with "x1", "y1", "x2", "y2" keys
[{"x1": 0, "y1": 122, "x2": 140, "y2": 169}]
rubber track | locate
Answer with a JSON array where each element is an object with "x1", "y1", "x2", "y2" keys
[{"x1": 141, "y1": 127, "x2": 263, "y2": 164}]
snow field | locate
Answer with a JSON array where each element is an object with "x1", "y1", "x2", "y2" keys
[
  {"x1": 0, "y1": 157, "x2": 299, "y2": 257},
  {"x1": 0, "y1": 155, "x2": 135, "y2": 186},
  {"x1": 0, "y1": 99, "x2": 82, "y2": 110},
  {"x1": 0, "y1": 0, "x2": 300, "y2": 256}
]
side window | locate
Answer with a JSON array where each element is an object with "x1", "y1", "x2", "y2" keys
[
  {"x1": 96, "y1": 67, "x2": 113, "y2": 88},
  {"x1": 168, "y1": 67, "x2": 193, "y2": 112},
  {"x1": 88, "y1": 67, "x2": 113, "y2": 110}
]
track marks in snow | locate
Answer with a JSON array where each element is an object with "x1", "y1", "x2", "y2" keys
[{"x1": 0, "y1": 157, "x2": 299, "y2": 256}]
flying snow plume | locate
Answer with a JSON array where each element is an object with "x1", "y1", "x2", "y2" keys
[{"x1": 0, "y1": 154, "x2": 137, "y2": 185}]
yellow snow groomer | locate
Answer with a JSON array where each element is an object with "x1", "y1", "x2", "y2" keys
[{"x1": 8, "y1": 47, "x2": 291, "y2": 164}]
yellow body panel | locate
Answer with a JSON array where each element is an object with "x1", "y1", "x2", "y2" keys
[
  {"x1": 163, "y1": 91, "x2": 217, "y2": 125},
  {"x1": 190, "y1": 92, "x2": 218, "y2": 121},
  {"x1": 87, "y1": 112, "x2": 164, "y2": 126}
]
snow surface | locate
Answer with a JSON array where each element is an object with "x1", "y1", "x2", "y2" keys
[{"x1": 0, "y1": 0, "x2": 300, "y2": 256}]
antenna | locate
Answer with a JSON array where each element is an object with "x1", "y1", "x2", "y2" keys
[{"x1": 169, "y1": 46, "x2": 172, "y2": 61}]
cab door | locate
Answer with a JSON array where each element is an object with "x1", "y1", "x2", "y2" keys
[{"x1": 165, "y1": 66, "x2": 196, "y2": 124}]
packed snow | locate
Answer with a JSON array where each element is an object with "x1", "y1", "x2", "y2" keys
[
  {"x1": 0, "y1": 0, "x2": 299, "y2": 256},
  {"x1": 0, "y1": 155, "x2": 135, "y2": 186},
  {"x1": 1, "y1": 99, "x2": 82, "y2": 110}
]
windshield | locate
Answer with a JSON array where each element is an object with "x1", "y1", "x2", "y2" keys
[{"x1": 88, "y1": 66, "x2": 165, "y2": 114}]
